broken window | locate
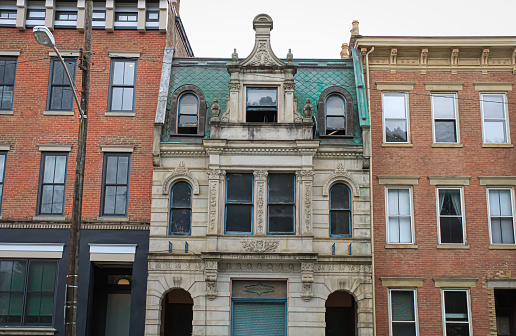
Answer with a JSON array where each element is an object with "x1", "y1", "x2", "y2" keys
[
  {"x1": 330, "y1": 183, "x2": 351, "y2": 236},
  {"x1": 225, "y1": 173, "x2": 253, "y2": 233},
  {"x1": 268, "y1": 173, "x2": 295, "y2": 234},
  {"x1": 246, "y1": 87, "x2": 278, "y2": 122},
  {"x1": 169, "y1": 181, "x2": 192, "y2": 235},
  {"x1": 177, "y1": 93, "x2": 199, "y2": 135}
]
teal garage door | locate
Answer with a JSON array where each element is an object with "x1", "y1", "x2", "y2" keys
[{"x1": 232, "y1": 301, "x2": 286, "y2": 336}]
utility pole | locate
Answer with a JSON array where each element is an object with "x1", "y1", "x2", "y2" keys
[{"x1": 65, "y1": 1, "x2": 92, "y2": 335}]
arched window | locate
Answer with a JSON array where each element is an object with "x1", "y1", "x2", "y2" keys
[
  {"x1": 330, "y1": 183, "x2": 351, "y2": 237},
  {"x1": 169, "y1": 181, "x2": 192, "y2": 235},
  {"x1": 177, "y1": 93, "x2": 199, "y2": 135},
  {"x1": 325, "y1": 95, "x2": 346, "y2": 135}
]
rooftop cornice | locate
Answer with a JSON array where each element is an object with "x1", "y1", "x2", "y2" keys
[{"x1": 356, "y1": 36, "x2": 516, "y2": 48}]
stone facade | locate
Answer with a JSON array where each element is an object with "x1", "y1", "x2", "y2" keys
[{"x1": 147, "y1": 14, "x2": 373, "y2": 336}]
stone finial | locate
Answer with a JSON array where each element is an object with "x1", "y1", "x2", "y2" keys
[
  {"x1": 240, "y1": 13, "x2": 285, "y2": 67},
  {"x1": 286, "y1": 48, "x2": 293, "y2": 65},
  {"x1": 351, "y1": 20, "x2": 359, "y2": 35},
  {"x1": 232, "y1": 48, "x2": 238, "y2": 63},
  {"x1": 303, "y1": 98, "x2": 313, "y2": 118},
  {"x1": 211, "y1": 97, "x2": 220, "y2": 118},
  {"x1": 340, "y1": 43, "x2": 349, "y2": 58},
  {"x1": 253, "y1": 13, "x2": 273, "y2": 32}
]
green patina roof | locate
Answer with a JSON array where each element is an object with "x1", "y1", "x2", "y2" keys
[{"x1": 163, "y1": 57, "x2": 362, "y2": 144}]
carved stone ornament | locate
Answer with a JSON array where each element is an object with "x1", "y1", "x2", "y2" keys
[
  {"x1": 207, "y1": 169, "x2": 226, "y2": 180},
  {"x1": 303, "y1": 98, "x2": 313, "y2": 118},
  {"x1": 284, "y1": 81, "x2": 295, "y2": 91},
  {"x1": 241, "y1": 239, "x2": 279, "y2": 252},
  {"x1": 211, "y1": 97, "x2": 220, "y2": 118},
  {"x1": 221, "y1": 95, "x2": 230, "y2": 122},
  {"x1": 293, "y1": 96, "x2": 303, "y2": 123},
  {"x1": 244, "y1": 282, "x2": 275, "y2": 296},
  {"x1": 228, "y1": 82, "x2": 240, "y2": 91},
  {"x1": 253, "y1": 170, "x2": 268, "y2": 181},
  {"x1": 232, "y1": 48, "x2": 238, "y2": 64},
  {"x1": 239, "y1": 14, "x2": 285, "y2": 67},
  {"x1": 301, "y1": 260, "x2": 315, "y2": 301},
  {"x1": 162, "y1": 161, "x2": 200, "y2": 195},
  {"x1": 203, "y1": 258, "x2": 219, "y2": 300},
  {"x1": 322, "y1": 162, "x2": 360, "y2": 197},
  {"x1": 286, "y1": 48, "x2": 294, "y2": 65}
]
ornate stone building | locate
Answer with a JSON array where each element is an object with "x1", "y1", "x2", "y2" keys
[{"x1": 146, "y1": 14, "x2": 372, "y2": 336}]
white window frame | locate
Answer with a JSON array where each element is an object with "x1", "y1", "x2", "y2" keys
[
  {"x1": 382, "y1": 92, "x2": 410, "y2": 143},
  {"x1": 388, "y1": 289, "x2": 419, "y2": 336},
  {"x1": 441, "y1": 289, "x2": 472, "y2": 336},
  {"x1": 436, "y1": 187, "x2": 466, "y2": 245},
  {"x1": 487, "y1": 188, "x2": 516, "y2": 245},
  {"x1": 431, "y1": 93, "x2": 459, "y2": 143},
  {"x1": 480, "y1": 92, "x2": 510, "y2": 144},
  {"x1": 385, "y1": 187, "x2": 415, "y2": 244}
]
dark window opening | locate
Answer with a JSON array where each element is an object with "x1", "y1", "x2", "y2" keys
[
  {"x1": 108, "y1": 59, "x2": 137, "y2": 112},
  {"x1": 169, "y1": 181, "x2": 192, "y2": 235},
  {"x1": 443, "y1": 290, "x2": 470, "y2": 336},
  {"x1": 438, "y1": 189, "x2": 463, "y2": 244},
  {"x1": 161, "y1": 289, "x2": 193, "y2": 336},
  {"x1": 0, "y1": 57, "x2": 17, "y2": 110},
  {"x1": 326, "y1": 95, "x2": 346, "y2": 136},
  {"x1": 330, "y1": 183, "x2": 351, "y2": 237},
  {"x1": 246, "y1": 87, "x2": 278, "y2": 123},
  {"x1": 390, "y1": 290, "x2": 417, "y2": 336},
  {"x1": 177, "y1": 93, "x2": 198, "y2": 135},
  {"x1": 325, "y1": 291, "x2": 356, "y2": 336},
  {"x1": 38, "y1": 152, "x2": 68, "y2": 215},
  {"x1": 115, "y1": 12, "x2": 137, "y2": 22},
  {"x1": 100, "y1": 153, "x2": 130, "y2": 216},
  {"x1": 225, "y1": 173, "x2": 253, "y2": 234},
  {"x1": 47, "y1": 57, "x2": 77, "y2": 111},
  {"x1": 92, "y1": 10, "x2": 106, "y2": 21},
  {"x1": 0, "y1": 151, "x2": 5, "y2": 215},
  {"x1": 27, "y1": 9, "x2": 45, "y2": 20},
  {"x1": 146, "y1": 10, "x2": 159, "y2": 22},
  {"x1": 268, "y1": 173, "x2": 295, "y2": 234},
  {"x1": 495, "y1": 289, "x2": 516, "y2": 336}
]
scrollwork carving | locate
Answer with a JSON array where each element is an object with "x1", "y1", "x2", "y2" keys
[
  {"x1": 162, "y1": 161, "x2": 200, "y2": 195},
  {"x1": 241, "y1": 239, "x2": 279, "y2": 252},
  {"x1": 322, "y1": 163, "x2": 360, "y2": 197}
]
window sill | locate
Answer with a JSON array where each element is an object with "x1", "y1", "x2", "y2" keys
[
  {"x1": 482, "y1": 143, "x2": 514, "y2": 148},
  {"x1": 105, "y1": 112, "x2": 136, "y2": 117},
  {"x1": 43, "y1": 110, "x2": 74, "y2": 116},
  {"x1": 385, "y1": 244, "x2": 418, "y2": 249},
  {"x1": 0, "y1": 110, "x2": 13, "y2": 115},
  {"x1": 381, "y1": 143, "x2": 413, "y2": 148},
  {"x1": 432, "y1": 143, "x2": 463, "y2": 148},
  {"x1": 97, "y1": 216, "x2": 129, "y2": 222},
  {"x1": 0, "y1": 327, "x2": 57, "y2": 335},
  {"x1": 32, "y1": 216, "x2": 66, "y2": 221},
  {"x1": 437, "y1": 244, "x2": 470, "y2": 249},
  {"x1": 489, "y1": 244, "x2": 516, "y2": 250}
]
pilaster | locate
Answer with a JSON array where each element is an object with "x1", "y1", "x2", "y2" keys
[{"x1": 253, "y1": 170, "x2": 268, "y2": 235}]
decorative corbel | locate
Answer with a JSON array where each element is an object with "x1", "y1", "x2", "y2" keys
[
  {"x1": 512, "y1": 49, "x2": 516, "y2": 74},
  {"x1": 203, "y1": 257, "x2": 219, "y2": 301},
  {"x1": 420, "y1": 48, "x2": 428, "y2": 65},
  {"x1": 301, "y1": 260, "x2": 315, "y2": 301},
  {"x1": 482, "y1": 48, "x2": 490, "y2": 65},
  {"x1": 390, "y1": 48, "x2": 397, "y2": 65},
  {"x1": 451, "y1": 49, "x2": 459, "y2": 66}
]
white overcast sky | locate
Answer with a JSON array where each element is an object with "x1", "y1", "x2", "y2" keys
[{"x1": 180, "y1": 0, "x2": 515, "y2": 59}]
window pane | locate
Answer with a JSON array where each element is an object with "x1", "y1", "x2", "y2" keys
[
  {"x1": 60, "y1": 86, "x2": 73, "y2": 110},
  {"x1": 268, "y1": 205, "x2": 294, "y2": 233},
  {"x1": 433, "y1": 94, "x2": 456, "y2": 119},
  {"x1": 483, "y1": 94, "x2": 505, "y2": 118},
  {"x1": 114, "y1": 186, "x2": 127, "y2": 214},
  {"x1": 247, "y1": 88, "x2": 277, "y2": 107},
  {"x1": 116, "y1": 156, "x2": 128, "y2": 184},
  {"x1": 41, "y1": 263, "x2": 56, "y2": 291},
  {"x1": 388, "y1": 190, "x2": 400, "y2": 216},
  {"x1": 0, "y1": 261, "x2": 13, "y2": 291},
  {"x1": 111, "y1": 87, "x2": 123, "y2": 111},
  {"x1": 227, "y1": 174, "x2": 253, "y2": 202},
  {"x1": 50, "y1": 87, "x2": 63, "y2": 110},
  {"x1": 0, "y1": 293, "x2": 9, "y2": 321},
  {"x1": 40, "y1": 185, "x2": 54, "y2": 214},
  {"x1": 326, "y1": 96, "x2": 345, "y2": 116},
  {"x1": 326, "y1": 116, "x2": 345, "y2": 130},
  {"x1": 269, "y1": 174, "x2": 294, "y2": 203},
  {"x1": 105, "y1": 156, "x2": 118, "y2": 184},
  {"x1": 121, "y1": 87, "x2": 134, "y2": 111},
  {"x1": 11, "y1": 261, "x2": 26, "y2": 292},
  {"x1": 123, "y1": 62, "x2": 135, "y2": 85},
  {"x1": 388, "y1": 217, "x2": 400, "y2": 243},
  {"x1": 26, "y1": 293, "x2": 41, "y2": 317},
  {"x1": 498, "y1": 190, "x2": 512, "y2": 216},
  {"x1": 52, "y1": 61, "x2": 65, "y2": 85},
  {"x1": 398, "y1": 189, "x2": 410, "y2": 216},
  {"x1": 43, "y1": 155, "x2": 56, "y2": 183},
  {"x1": 1, "y1": 86, "x2": 14, "y2": 110},
  {"x1": 330, "y1": 210, "x2": 350, "y2": 235},
  {"x1": 399, "y1": 217, "x2": 412, "y2": 243},
  {"x1": 104, "y1": 186, "x2": 116, "y2": 214},
  {"x1": 172, "y1": 182, "x2": 191, "y2": 208},
  {"x1": 392, "y1": 323, "x2": 417, "y2": 336},
  {"x1": 178, "y1": 115, "x2": 197, "y2": 127},
  {"x1": 484, "y1": 120, "x2": 507, "y2": 143},
  {"x1": 383, "y1": 94, "x2": 406, "y2": 118},
  {"x1": 491, "y1": 218, "x2": 502, "y2": 244},
  {"x1": 9, "y1": 293, "x2": 23, "y2": 321},
  {"x1": 440, "y1": 217, "x2": 464, "y2": 244},
  {"x1": 113, "y1": 61, "x2": 124, "y2": 85},
  {"x1": 444, "y1": 291, "x2": 468, "y2": 321},
  {"x1": 51, "y1": 185, "x2": 64, "y2": 214},
  {"x1": 39, "y1": 293, "x2": 53, "y2": 317},
  {"x1": 435, "y1": 120, "x2": 457, "y2": 143},
  {"x1": 439, "y1": 190, "x2": 461, "y2": 216},
  {"x1": 385, "y1": 119, "x2": 407, "y2": 142},
  {"x1": 28, "y1": 262, "x2": 43, "y2": 291},
  {"x1": 148, "y1": 12, "x2": 158, "y2": 20},
  {"x1": 501, "y1": 218, "x2": 515, "y2": 244},
  {"x1": 0, "y1": 155, "x2": 5, "y2": 183},
  {"x1": 54, "y1": 155, "x2": 66, "y2": 183},
  {"x1": 226, "y1": 204, "x2": 252, "y2": 232},
  {"x1": 4, "y1": 62, "x2": 15, "y2": 84},
  {"x1": 179, "y1": 94, "x2": 198, "y2": 115},
  {"x1": 391, "y1": 291, "x2": 415, "y2": 321},
  {"x1": 445, "y1": 323, "x2": 470, "y2": 336},
  {"x1": 330, "y1": 184, "x2": 349, "y2": 209},
  {"x1": 170, "y1": 209, "x2": 191, "y2": 234}
]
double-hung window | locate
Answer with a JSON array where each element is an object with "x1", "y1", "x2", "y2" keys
[
  {"x1": 387, "y1": 188, "x2": 413, "y2": 244},
  {"x1": 329, "y1": 183, "x2": 351, "y2": 237},
  {"x1": 437, "y1": 188, "x2": 464, "y2": 244},
  {"x1": 0, "y1": 259, "x2": 57, "y2": 325},
  {"x1": 389, "y1": 290, "x2": 418, "y2": 336},
  {"x1": 169, "y1": 181, "x2": 192, "y2": 235},
  {"x1": 177, "y1": 93, "x2": 199, "y2": 135},
  {"x1": 225, "y1": 173, "x2": 253, "y2": 234},
  {"x1": 442, "y1": 290, "x2": 471, "y2": 336},
  {"x1": 108, "y1": 59, "x2": 137, "y2": 112},
  {"x1": 47, "y1": 58, "x2": 77, "y2": 111},
  {"x1": 246, "y1": 87, "x2": 278, "y2": 123},
  {"x1": 38, "y1": 153, "x2": 68, "y2": 215},
  {"x1": 481, "y1": 93, "x2": 509, "y2": 144},
  {"x1": 432, "y1": 93, "x2": 458, "y2": 143},
  {"x1": 100, "y1": 153, "x2": 130, "y2": 216},
  {"x1": 268, "y1": 173, "x2": 295, "y2": 234},
  {"x1": 325, "y1": 95, "x2": 346, "y2": 136},
  {"x1": 0, "y1": 57, "x2": 16, "y2": 110},
  {"x1": 383, "y1": 93, "x2": 409, "y2": 143},
  {"x1": 488, "y1": 188, "x2": 515, "y2": 244},
  {"x1": 0, "y1": 151, "x2": 5, "y2": 215}
]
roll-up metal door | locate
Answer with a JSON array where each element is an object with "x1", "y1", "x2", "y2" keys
[{"x1": 232, "y1": 301, "x2": 286, "y2": 336}]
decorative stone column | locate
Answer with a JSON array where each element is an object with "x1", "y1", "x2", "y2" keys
[
  {"x1": 228, "y1": 81, "x2": 240, "y2": 122},
  {"x1": 253, "y1": 170, "x2": 268, "y2": 235},
  {"x1": 298, "y1": 170, "x2": 315, "y2": 235},
  {"x1": 283, "y1": 80, "x2": 296, "y2": 122},
  {"x1": 207, "y1": 169, "x2": 225, "y2": 235}
]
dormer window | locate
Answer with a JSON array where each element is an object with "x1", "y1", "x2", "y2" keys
[
  {"x1": 246, "y1": 87, "x2": 278, "y2": 122},
  {"x1": 177, "y1": 93, "x2": 199, "y2": 135},
  {"x1": 326, "y1": 95, "x2": 346, "y2": 135}
]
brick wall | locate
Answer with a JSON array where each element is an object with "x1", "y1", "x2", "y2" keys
[{"x1": 370, "y1": 70, "x2": 516, "y2": 335}]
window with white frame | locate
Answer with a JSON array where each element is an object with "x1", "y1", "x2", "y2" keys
[
  {"x1": 481, "y1": 93, "x2": 509, "y2": 144},
  {"x1": 432, "y1": 93, "x2": 458, "y2": 143},
  {"x1": 442, "y1": 290, "x2": 471, "y2": 336},
  {"x1": 387, "y1": 188, "x2": 413, "y2": 244},
  {"x1": 383, "y1": 93, "x2": 409, "y2": 143},
  {"x1": 390, "y1": 289, "x2": 418, "y2": 336},
  {"x1": 488, "y1": 188, "x2": 515, "y2": 244},
  {"x1": 437, "y1": 188, "x2": 464, "y2": 244}
]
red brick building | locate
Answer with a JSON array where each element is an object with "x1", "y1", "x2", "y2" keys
[
  {"x1": 0, "y1": 1, "x2": 191, "y2": 335},
  {"x1": 356, "y1": 34, "x2": 516, "y2": 336}
]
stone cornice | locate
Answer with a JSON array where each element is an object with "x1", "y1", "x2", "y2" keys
[
  {"x1": 0, "y1": 220, "x2": 150, "y2": 230},
  {"x1": 356, "y1": 36, "x2": 516, "y2": 48}
]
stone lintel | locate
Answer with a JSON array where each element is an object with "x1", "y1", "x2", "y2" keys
[
  {"x1": 433, "y1": 278, "x2": 477, "y2": 288},
  {"x1": 381, "y1": 277, "x2": 424, "y2": 287}
]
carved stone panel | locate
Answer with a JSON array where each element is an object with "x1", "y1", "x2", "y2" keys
[
  {"x1": 253, "y1": 170, "x2": 268, "y2": 234},
  {"x1": 207, "y1": 169, "x2": 225, "y2": 234}
]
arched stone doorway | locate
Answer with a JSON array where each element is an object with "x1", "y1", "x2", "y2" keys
[
  {"x1": 325, "y1": 290, "x2": 357, "y2": 336},
  {"x1": 161, "y1": 288, "x2": 193, "y2": 336}
]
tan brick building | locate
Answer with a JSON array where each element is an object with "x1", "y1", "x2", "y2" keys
[{"x1": 355, "y1": 32, "x2": 516, "y2": 336}]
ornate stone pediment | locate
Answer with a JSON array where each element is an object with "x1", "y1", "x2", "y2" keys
[
  {"x1": 162, "y1": 161, "x2": 200, "y2": 195},
  {"x1": 239, "y1": 14, "x2": 285, "y2": 67},
  {"x1": 322, "y1": 163, "x2": 360, "y2": 197}
]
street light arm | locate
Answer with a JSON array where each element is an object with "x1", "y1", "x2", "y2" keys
[{"x1": 52, "y1": 46, "x2": 86, "y2": 119}]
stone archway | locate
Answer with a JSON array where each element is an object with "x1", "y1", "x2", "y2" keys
[
  {"x1": 161, "y1": 288, "x2": 193, "y2": 336},
  {"x1": 325, "y1": 290, "x2": 357, "y2": 336}
]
